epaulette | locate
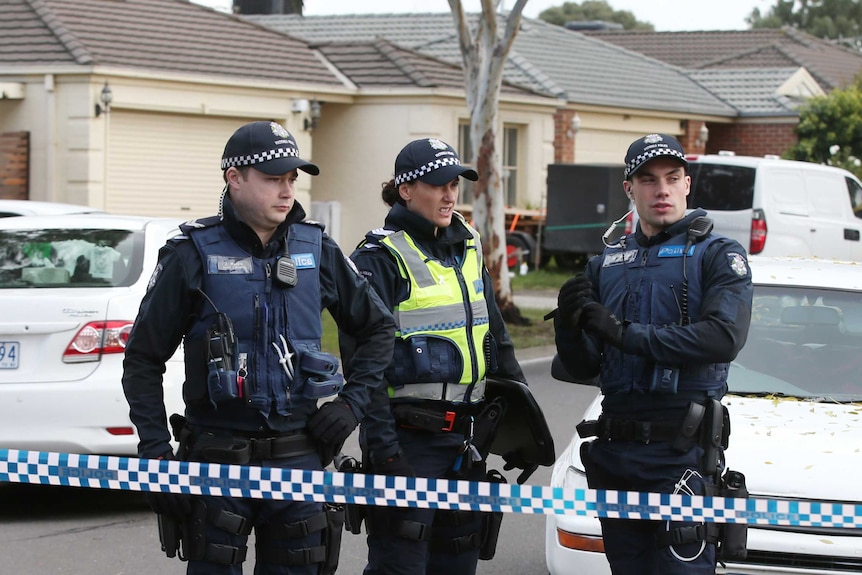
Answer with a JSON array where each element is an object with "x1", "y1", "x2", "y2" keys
[
  {"x1": 299, "y1": 219, "x2": 325, "y2": 231},
  {"x1": 179, "y1": 215, "x2": 221, "y2": 234}
]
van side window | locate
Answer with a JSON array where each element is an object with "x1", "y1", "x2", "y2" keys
[
  {"x1": 847, "y1": 177, "x2": 862, "y2": 219},
  {"x1": 688, "y1": 164, "x2": 755, "y2": 211}
]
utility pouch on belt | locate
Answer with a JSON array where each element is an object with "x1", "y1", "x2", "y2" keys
[
  {"x1": 334, "y1": 453, "x2": 366, "y2": 535},
  {"x1": 158, "y1": 514, "x2": 182, "y2": 559},
  {"x1": 702, "y1": 399, "x2": 726, "y2": 476},
  {"x1": 479, "y1": 469, "x2": 506, "y2": 560},
  {"x1": 295, "y1": 349, "x2": 344, "y2": 399},
  {"x1": 320, "y1": 503, "x2": 345, "y2": 575},
  {"x1": 672, "y1": 402, "x2": 705, "y2": 453},
  {"x1": 717, "y1": 469, "x2": 748, "y2": 562}
]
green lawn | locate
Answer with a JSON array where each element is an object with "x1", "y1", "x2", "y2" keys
[{"x1": 510, "y1": 265, "x2": 572, "y2": 293}]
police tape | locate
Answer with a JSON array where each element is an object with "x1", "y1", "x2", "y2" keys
[{"x1": 2, "y1": 449, "x2": 860, "y2": 529}]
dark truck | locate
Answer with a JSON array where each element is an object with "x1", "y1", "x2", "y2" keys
[
  {"x1": 539, "y1": 163, "x2": 629, "y2": 269},
  {"x1": 457, "y1": 163, "x2": 630, "y2": 272}
]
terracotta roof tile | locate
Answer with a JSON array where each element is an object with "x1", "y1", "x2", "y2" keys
[
  {"x1": 0, "y1": 0, "x2": 343, "y2": 86},
  {"x1": 248, "y1": 13, "x2": 736, "y2": 117},
  {"x1": 584, "y1": 28, "x2": 862, "y2": 90}
]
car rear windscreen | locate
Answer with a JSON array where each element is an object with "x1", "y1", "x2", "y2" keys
[
  {"x1": 0, "y1": 228, "x2": 143, "y2": 288},
  {"x1": 688, "y1": 163, "x2": 756, "y2": 211}
]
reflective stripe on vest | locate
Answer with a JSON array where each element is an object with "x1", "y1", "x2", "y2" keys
[{"x1": 389, "y1": 379, "x2": 486, "y2": 403}]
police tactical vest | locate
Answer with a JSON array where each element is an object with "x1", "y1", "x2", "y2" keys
[
  {"x1": 597, "y1": 229, "x2": 729, "y2": 395},
  {"x1": 181, "y1": 217, "x2": 324, "y2": 420},
  {"x1": 375, "y1": 214, "x2": 491, "y2": 402}
]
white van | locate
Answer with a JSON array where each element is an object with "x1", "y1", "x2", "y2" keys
[{"x1": 685, "y1": 153, "x2": 862, "y2": 259}]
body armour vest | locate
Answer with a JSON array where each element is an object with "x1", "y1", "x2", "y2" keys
[
  {"x1": 375, "y1": 214, "x2": 491, "y2": 403},
  {"x1": 597, "y1": 230, "x2": 729, "y2": 395},
  {"x1": 181, "y1": 217, "x2": 324, "y2": 422}
]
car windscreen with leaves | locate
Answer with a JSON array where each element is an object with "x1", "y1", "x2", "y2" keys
[
  {"x1": 0, "y1": 228, "x2": 143, "y2": 288},
  {"x1": 730, "y1": 285, "x2": 862, "y2": 401},
  {"x1": 688, "y1": 163, "x2": 756, "y2": 211}
]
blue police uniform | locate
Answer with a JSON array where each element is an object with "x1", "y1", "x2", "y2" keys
[
  {"x1": 345, "y1": 202, "x2": 525, "y2": 575},
  {"x1": 122, "y1": 195, "x2": 394, "y2": 574},
  {"x1": 555, "y1": 208, "x2": 753, "y2": 575}
]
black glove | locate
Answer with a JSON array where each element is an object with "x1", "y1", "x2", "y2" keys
[
  {"x1": 557, "y1": 273, "x2": 593, "y2": 327},
  {"x1": 308, "y1": 398, "x2": 358, "y2": 447},
  {"x1": 579, "y1": 302, "x2": 624, "y2": 348},
  {"x1": 144, "y1": 451, "x2": 191, "y2": 520},
  {"x1": 374, "y1": 452, "x2": 415, "y2": 477}
]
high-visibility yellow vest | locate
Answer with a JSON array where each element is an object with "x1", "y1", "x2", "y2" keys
[{"x1": 379, "y1": 214, "x2": 490, "y2": 401}]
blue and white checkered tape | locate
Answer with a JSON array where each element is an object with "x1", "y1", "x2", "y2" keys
[{"x1": 1, "y1": 449, "x2": 860, "y2": 528}]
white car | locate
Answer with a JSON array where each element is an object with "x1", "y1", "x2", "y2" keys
[
  {"x1": 0, "y1": 213, "x2": 186, "y2": 455},
  {"x1": 546, "y1": 256, "x2": 862, "y2": 575},
  {"x1": 0, "y1": 199, "x2": 104, "y2": 217}
]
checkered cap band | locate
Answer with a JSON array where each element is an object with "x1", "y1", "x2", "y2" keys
[
  {"x1": 395, "y1": 157, "x2": 462, "y2": 185},
  {"x1": 624, "y1": 148, "x2": 687, "y2": 178},
  {"x1": 221, "y1": 147, "x2": 301, "y2": 170}
]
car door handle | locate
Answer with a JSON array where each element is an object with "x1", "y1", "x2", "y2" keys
[{"x1": 844, "y1": 228, "x2": 860, "y2": 241}]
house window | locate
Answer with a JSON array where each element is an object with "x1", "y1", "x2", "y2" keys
[
  {"x1": 457, "y1": 122, "x2": 521, "y2": 206},
  {"x1": 502, "y1": 125, "x2": 519, "y2": 206},
  {"x1": 457, "y1": 122, "x2": 476, "y2": 204}
]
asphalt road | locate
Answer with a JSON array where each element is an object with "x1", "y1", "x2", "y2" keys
[{"x1": 0, "y1": 347, "x2": 599, "y2": 574}]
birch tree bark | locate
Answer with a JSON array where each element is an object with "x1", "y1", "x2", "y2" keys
[{"x1": 448, "y1": 0, "x2": 530, "y2": 324}]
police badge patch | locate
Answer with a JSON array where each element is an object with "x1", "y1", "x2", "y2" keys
[
  {"x1": 146, "y1": 262, "x2": 162, "y2": 292},
  {"x1": 728, "y1": 252, "x2": 748, "y2": 277}
]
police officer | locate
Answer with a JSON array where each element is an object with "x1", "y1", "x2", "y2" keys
[
  {"x1": 122, "y1": 120, "x2": 394, "y2": 575},
  {"x1": 553, "y1": 134, "x2": 753, "y2": 575},
  {"x1": 344, "y1": 138, "x2": 526, "y2": 575}
]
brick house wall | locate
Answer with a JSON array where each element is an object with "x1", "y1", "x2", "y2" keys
[
  {"x1": 0, "y1": 131, "x2": 29, "y2": 200},
  {"x1": 554, "y1": 109, "x2": 577, "y2": 163},
  {"x1": 705, "y1": 123, "x2": 798, "y2": 157}
]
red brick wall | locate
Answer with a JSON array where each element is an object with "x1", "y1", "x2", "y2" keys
[
  {"x1": 705, "y1": 123, "x2": 798, "y2": 157},
  {"x1": 680, "y1": 120, "x2": 709, "y2": 155},
  {"x1": 0, "y1": 131, "x2": 29, "y2": 200},
  {"x1": 554, "y1": 109, "x2": 577, "y2": 164}
]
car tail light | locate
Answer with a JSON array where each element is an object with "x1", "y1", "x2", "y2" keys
[
  {"x1": 556, "y1": 529, "x2": 605, "y2": 552},
  {"x1": 63, "y1": 321, "x2": 134, "y2": 363},
  {"x1": 624, "y1": 210, "x2": 634, "y2": 234},
  {"x1": 750, "y1": 209, "x2": 767, "y2": 255},
  {"x1": 106, "y1": 427, "x2": 135, "y2": 436}
]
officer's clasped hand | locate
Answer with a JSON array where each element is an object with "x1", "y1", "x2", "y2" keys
[
  {"x1": 557, "y1": 273, "x2": 593, "y2": 328},
  {"x1": 579, "y1": 302, "x2": 624, "y2": 348},
  {"x1": 308, "y1": 397, "x2": 358, "y2": 447},
  {"x1": 145, "y1": 451, "x2": 192, "y2": 520},
  {"x1": 374, "y1": 451, "x2": 415, "y2": 477}
]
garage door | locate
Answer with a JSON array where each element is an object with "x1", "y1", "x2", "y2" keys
[{"x1": 106, "y1": 111, "x2": 246, "y2": 219}]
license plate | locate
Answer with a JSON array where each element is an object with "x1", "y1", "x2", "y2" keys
[{"x1": 0, "y1": 341, "x2": 20, "y2": 369}]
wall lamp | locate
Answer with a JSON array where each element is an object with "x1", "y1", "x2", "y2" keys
[
  {"x1": 94, "y1": 81, "x2": 113, "y2": 118},
  {"x1": 696, "y1": 123, "x2": 709, "y2": 147},
  {"x1": 567, "y1": 112, "x2": 581, "y2": 139},
  {"x1": 304, "y1": 99, "x2": 321, "y2": 132}
]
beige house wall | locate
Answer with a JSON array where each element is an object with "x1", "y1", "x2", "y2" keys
[
  {"x1": 308, "y1": 94, "x2": 557, "y2": 250},
  {"x1": 572, "y1": 110, "x2": 686, "y2": 165},
  {"x1": 3, "y1": 68, "x2": 727, "y2": 253}
]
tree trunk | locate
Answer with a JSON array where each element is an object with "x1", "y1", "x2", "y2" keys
[{"x1": 449, "y1": 0, "x2": 531, "y2": 326}]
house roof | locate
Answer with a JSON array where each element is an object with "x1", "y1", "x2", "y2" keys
[
  {"x1": 313, "y1": 38, "x2": 535, "y2": 96},
  {"x1": 686, "y1": 67, "x2": 824, "y2": 117},
  {"x1": 246, "y1": 13, "x2": 738, "y2": 118},
  {"x1": 0, "y1": 0, "x2": 343, "y2": 87},
  {"x1": 583, "y1": 28, "x2": 862, "y2": 91}
]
